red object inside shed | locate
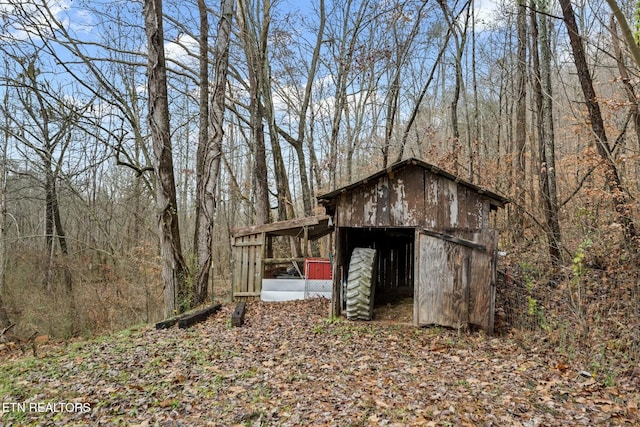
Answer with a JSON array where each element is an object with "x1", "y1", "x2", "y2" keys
[{"x1": 304, "y1": 258, "x2": 332, "y2": 280}]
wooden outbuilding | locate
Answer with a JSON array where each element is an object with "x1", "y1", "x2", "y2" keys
[
  {"x1": 317, "y1": 157, "x2": 508, "y2": 332},
  {"x1": 231, "y1": 215, "x2": 333, "y2": 300}
]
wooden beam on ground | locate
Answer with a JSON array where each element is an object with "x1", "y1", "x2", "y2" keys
[
  {"x1": 155, "y1": 304, "x2": 222, "y2": 330},
  {"x1": 155, "y1": 317, "x2": 180, "y2": 330},
  {"x1": 178, "y1": 304, "x2": 222, "y2": 329},
  {"x1": 231, "y1": 302, "x2": 247, "y2": 327}
]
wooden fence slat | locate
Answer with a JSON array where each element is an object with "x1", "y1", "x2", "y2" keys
[
  {"x1": 247, "y1": 236, "x2": 255, "y2": 294},
  {"x1": 240, "y1": 238, "x2": 249, "y2": 296}
]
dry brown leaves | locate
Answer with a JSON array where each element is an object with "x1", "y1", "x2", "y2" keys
[{"x1": 1, "y1": 298, "x2": 638, "y2": 426}]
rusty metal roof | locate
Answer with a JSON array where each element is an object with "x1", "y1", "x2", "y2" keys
[{"x1": 316, "y1": 157, "x2": 509, "y2": 207}]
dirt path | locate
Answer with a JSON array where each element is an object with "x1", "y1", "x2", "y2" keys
[{"x1": 1, "y1": 298, "x2": 638, "y2": 426}]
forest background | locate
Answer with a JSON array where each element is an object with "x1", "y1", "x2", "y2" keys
[{"x1": 0, "y1": 0, "x2": 639, "y2": 374}]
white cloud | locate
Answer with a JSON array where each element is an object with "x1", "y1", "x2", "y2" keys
[
  {"x1": 1, "y1": 0, "x2": 95, "y2": 42},
  {"x1": 164, "y1": 33, "x2": 199, "y2": 66},
  {"x1": 474, "y1": 0, "x2": 500, "y2": 32}
]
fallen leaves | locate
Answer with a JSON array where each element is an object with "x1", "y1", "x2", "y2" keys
[{"x1": 0, "y1": 298, "x2": 638, "y2": 425}]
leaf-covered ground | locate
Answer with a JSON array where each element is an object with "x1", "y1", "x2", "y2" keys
[{"x1": 1, "y1": 298, "x2": 638, "y2": 426}]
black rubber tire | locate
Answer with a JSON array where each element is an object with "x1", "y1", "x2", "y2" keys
[{"x1": 345, "y1": 247, "x2": 377, "y2": 320}]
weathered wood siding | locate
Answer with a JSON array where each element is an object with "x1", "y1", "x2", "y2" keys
[
  {"x1": 465, "y1": 230, "x2": 497, "y2": 331},
  {"x1": 415, "y1": 233, "x2": 470, "y2": 329},
  {"x1": 334, "y1": 165, "x2": 492, "y2": 230},
  {"x1": 414, "y1": 229, "x2": 497, "y2": 332},
  {"x1": 231, "y1": 232, "x2": 264, "y2": 300}
]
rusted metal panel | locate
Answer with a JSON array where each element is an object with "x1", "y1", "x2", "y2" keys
[
  {"x1": 457, "y1": 186, "x2": 469, "y2": 229},
  {"x1": 336, "y1": 193, "x2": 349, "y2": 227},
  {"x1": 329, "y1": 164, "x2": 499, "y2": 231},
  {"x1": 388, "y1": 165, "x2": 423, "y2": 226},
  {"x1": 351, "y1": 189, "x2": 363, "y2": 225},
  {"x1": 462, "y1": 190, "x2": 489, "y2": 229},
  {"x1": 447, "y1": 179, "x2": 459, "y2": 228},
  {"x1": 424, "y1": 170, "x2": 439, "y2": 228},
  {"x1": 375, "y1": 178, "x2": 391, "y2": 226},
  {"x1": 402, "y1": 166, "x2": 425, "y2": 225},
  {"x1": 317, "y1": 158, "x2": 509, "y2": 208},
  {"x1": 435, "y1": 176, "x2": 454, "y2": 228}
]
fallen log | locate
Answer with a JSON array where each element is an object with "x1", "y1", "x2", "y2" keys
[
  {"x1": 231, "y1": 302, "x2": 247, "y2": 327},
  {"x1": 178, "y1": 304, "x2": 222, "y2": 329}
]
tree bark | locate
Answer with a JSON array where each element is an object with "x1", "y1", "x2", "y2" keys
[
  {"x1": 238, "y1": 0, "x2": 270, "y2": 225},
  {"x1": 144, "y1": 0, "x2": 189, "y2": 317},
  {"x1": 609, "y1": 16, "x2": 640, "y2": 194},
  {"x1": 192, "y1": 0, "x2": 234, "y2": 307},
  {"x1": 436, "y1": 0, "x2": 471, "y2": 175},
  {"x1": 531, "y1": 0, "x2": 562, "y2": 265},
  {"x1": 513, "y1": 0, "x2": 527, "y2": 240},
  {"x1": 273, "y1": 0, "x2": 325, "y2": 219},
  {"x1": 559, "y1": 0, "x2": 637, "y2": 244},
  {"x1": 603, "y1": 0, "x2": 640, "y2": 70}
]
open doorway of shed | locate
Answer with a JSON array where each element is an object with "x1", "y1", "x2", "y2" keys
[{"x1": 342, "y1": 227, "x2": 414, "y2": 323}]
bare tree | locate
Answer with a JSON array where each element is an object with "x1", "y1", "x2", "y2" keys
[
  {"x1": 1, "y1": 56, "x2": 86, "y2": 293},
  {"x1": 380, "y1": 1, "x2": 427, "y2": 167},
  {"x1": 559, "y1": 0, "x2": 637, "y2": 244},
  {"x1": 192, "y1": 0, "x2": 234, "y2": 306},
  {"x1": 325, "y1": 0, "x2": 372, "y2": 187},
  {"x1": 144, "y1": 0, "x2": 189, "y2": 317},
  {"x1": 512, "y1": 0, "x2": 527, "y2": 240},
  {"x1": 272, "y1": 0, "x2": 326, "y2": 218},
  {"x1": 531, "y1": 0, "x2": 562, "y2": 265},
  {"x1": 436, "y1": 0, "x2": 472, "y2": 175},
  {"x1": 237, "y1": 0, "x2": 271, "y2": 225},
  {"x1": 603, "y1": 0, "x2": 640, "y2": 69}
]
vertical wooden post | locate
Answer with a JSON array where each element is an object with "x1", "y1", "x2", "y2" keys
[
  {"x1": 330, "y1": 227, "x2": 342, "y2": 318},
  {"x1": 258, "y1": 232, "x2": 266, "y2": 295},
  {"x1": 303, "y1": 226, "x2": 309, "y2": 258}
]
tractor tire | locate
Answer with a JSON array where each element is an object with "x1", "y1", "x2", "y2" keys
[{"x1": 345, "y1": 247, "x2": 377, "y2": 320}]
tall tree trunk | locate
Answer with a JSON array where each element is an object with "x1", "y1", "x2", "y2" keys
[
  {"x1": 44, "y1": 161, "x2": 55, "y2": 292},
  {"x1": 144, "y1": 0, "x2": 189, "y2": 317},
  {"x1": 238, "y1": 0, "x2": 270, "y2": 225},
  {"x1": 328, "y1": 0, "x2": 367, "y2": 187},
  {"x1": 263, "y1": 65, "x2": 294, "y2": 222},
  {"x1": 437, "y1": 0, "x2": 471, "y2": 175},
  {"x1": 192, "y1": 0, "x2": 234, "y2": 307},
  {"x1": 0, "y1": 101, "x2": 6, "y2": 294},
  {"x1": 610, "y1": 16, "x2": 640, "y2": 194},
  {"x1": 52, "y1": 179, "x2": 72, "y2": 293},
  {"x1": 559, "y1": 0, "x2": 637, "y2": 245},
  {"x1": 396, "y1": 29, "x2": 452, "y2": 163},
  {"x1": 531, "y1": 1, "x2": 562, "y2": 265},
  {"x1": 470, "y1": 0, "x2": 479, "y2": 180},
  {"x1": 382, "y1": 0, "x2": 428, "y2": 167},
  {"x1": 274, "y1": 0, "x2": 323, "y2": 217},
  {"x1": 603, "y1": 0, "x2": 640, "y2": 70},
  {"x1": 383, "y1": 71, "x2": 400, "y2": 168},
  {"x1": 513, "y1": 0, "x2": 527, "y2": 241}
]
